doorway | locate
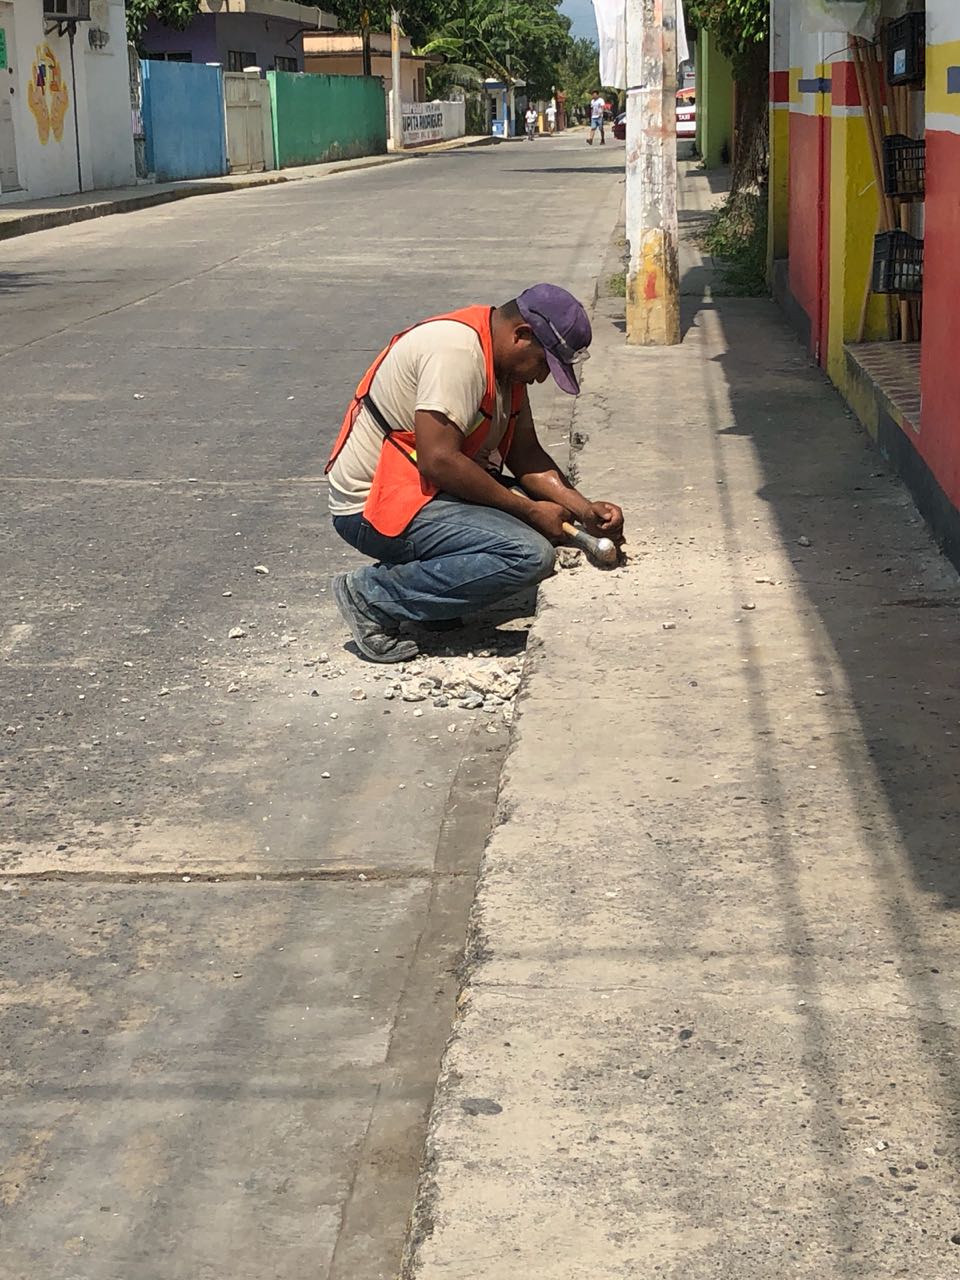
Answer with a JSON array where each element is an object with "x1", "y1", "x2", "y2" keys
[{"x1": 0, "y1": 1, "x2": 21, "y2": 193}]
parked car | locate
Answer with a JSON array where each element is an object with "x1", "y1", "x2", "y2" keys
[
  {"x1": 612, "y1": 89, "x2": 696, "y2": 141},
  {"x1": 676, "y1": 87, "x2": 696, "y2": 137}
]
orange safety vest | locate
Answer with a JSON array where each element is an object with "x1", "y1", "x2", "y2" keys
[{"x1": 325, "y1": 305, "x2": 526, "y2": 538}]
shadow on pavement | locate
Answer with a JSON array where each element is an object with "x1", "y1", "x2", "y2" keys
[
  {"x1": 696, "y1": 294, "x2": 960, "y2": 1250},
  {"x1": 703, "y1": 294, "x2": 960, "y2": 910}
]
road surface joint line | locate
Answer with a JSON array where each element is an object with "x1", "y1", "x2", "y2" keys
[
  {"x1": 0, "y1": 475, "x2": 329, "y2": 486},
  {"x1": 0, "y1": 868, "x2": 472, "y2": 885}
]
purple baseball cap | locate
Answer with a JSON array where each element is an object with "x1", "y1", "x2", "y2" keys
[{"x1": 516, "y1": 283, "x2": 592, "y2": 395}]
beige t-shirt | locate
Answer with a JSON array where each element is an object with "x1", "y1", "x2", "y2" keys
[{"x1": 328, "y1": 319, "x2": 512, "y2": 516}]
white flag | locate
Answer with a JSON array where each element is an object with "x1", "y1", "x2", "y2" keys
[
  {"x1": 677, "y1": 0, "x2": 689, "y2": 65},
  {"x1": 592, "y1": 0, "x2": 689, "y2": 90},
  {"x1": 593, "y1": 0, "x2": 626, "y2": 90}
]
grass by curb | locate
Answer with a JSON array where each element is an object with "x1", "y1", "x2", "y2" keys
[{"x1": 700, "y1": 190, "x2": 769, "y2": 297}]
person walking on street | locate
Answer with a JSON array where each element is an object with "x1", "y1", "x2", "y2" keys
[
  {"x1": 326, "y1": 285, "x2": 624, "y2": 663},
  {"x1": 524, "y1": 106, "x2": 538, "y2": 140},
  {"x1": 587, "y1": 90, "x2": 606, "y2": 145},
  {"x1": 545, "y1": 101, "x2": 557, "y2": 134}
]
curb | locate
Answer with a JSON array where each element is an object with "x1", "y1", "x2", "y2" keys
[
  {"x1": 398, "y1": 201, "x2": 623, "y2": 1280},
  {"x1": 0, "y1": 175, "x2": 289, "y2": 242},
  {"x1": 0, "y1": 135, "x2": 500, "y2": 243}
]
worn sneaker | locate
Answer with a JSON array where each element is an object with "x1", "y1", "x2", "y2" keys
[{"x1": 332, "y1": 573, "x2": 419, "y2": 664}]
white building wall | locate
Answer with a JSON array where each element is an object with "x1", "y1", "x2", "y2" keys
[
  {"x1": 83, "y1": 0, "x2": 136, "y2": 189},
  {"x1": 1, "y1": 0, "x2": 134, "y2": 201},
  {"x1": 394, "y1": 97, "x2": 466, "y2": 147},
  {"x1": 929, "y1": 0, "x2": 960, "y2": 42}
]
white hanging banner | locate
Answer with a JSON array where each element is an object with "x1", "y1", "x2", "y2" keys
[
  {"x1": 676, "y1": 0, "x2": 689, "y2": 66},
  {"x1": 593, "y1": 0, "x2": 689, "y2": 90},
  {"x1": 593, "y1": 0, "x2": 626, "y2": 90}
]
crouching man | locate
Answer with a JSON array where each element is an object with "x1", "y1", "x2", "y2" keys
[{"x1": 326, "y1": 283, "x2": 624, "y2": 662}]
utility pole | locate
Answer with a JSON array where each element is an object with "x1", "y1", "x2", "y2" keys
[
  {"x1": 625, "y1": 0, "x2": 681, "y2": 346},
  {"x1": 361, "y1": 6, "x2": 372, "y2": 78},
  {"x1": 505, "y1": 0, "x2": 514, "y2": 138},
  {"x1": 390, "y1": 7, "x2": 403, "y2": 151}
]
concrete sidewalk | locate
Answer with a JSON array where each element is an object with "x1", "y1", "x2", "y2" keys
[
  {"x1": 402, "y1": 173, "x2": 960, "y2": 1275},
  {"x1": 0, "y1": 135, "x2": 495, "y2": 241}
]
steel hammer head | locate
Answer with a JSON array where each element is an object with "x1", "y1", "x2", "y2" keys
[
  {"x1": 561, "y1": 522, "x2": 619, "y2": 567},
  {"x1": 590, "y1": 535, "x2": 619, "y2": 566}
]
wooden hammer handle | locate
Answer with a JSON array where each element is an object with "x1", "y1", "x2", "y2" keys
[{"x1": 562, "y1": 521, "x2": 596, "y2": 551}]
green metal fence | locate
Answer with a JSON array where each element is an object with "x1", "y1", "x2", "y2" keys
[{"x1": 268, "y1": 72, "x2": 387, "y2": 168}]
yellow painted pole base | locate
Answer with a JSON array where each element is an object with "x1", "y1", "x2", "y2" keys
[{"x1": 626, "y1": 229, "x2": 681, "y2": 346}]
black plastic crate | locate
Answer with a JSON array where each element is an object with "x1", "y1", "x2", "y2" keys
[
  {"x1": 872, "y1": 230, "x2": 924, "y2": 296},
  {"x1": 882, "y1": 133, "x2": 925, "y2": 199},
  {"x1": 884, "y1": 12, "x2": 925, "y2": 87}
]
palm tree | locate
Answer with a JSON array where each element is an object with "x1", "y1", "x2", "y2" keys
[{"x1": 418, "y1": 0, "x2": 569, "y2": 100}]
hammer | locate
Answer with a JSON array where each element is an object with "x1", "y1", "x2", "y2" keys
[{"x1": 561, "y1": 521, "x2": 619, "y2": 567}]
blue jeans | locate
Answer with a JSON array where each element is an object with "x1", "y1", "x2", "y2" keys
[{"x1": 332, "y1": 495, "x2": 556, "y2": 626}]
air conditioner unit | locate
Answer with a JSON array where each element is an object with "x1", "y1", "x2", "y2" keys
[{"x1": 43, "y1": 0, "x2": 91, "y2": 22}]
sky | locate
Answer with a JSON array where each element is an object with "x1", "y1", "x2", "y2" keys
[{"x1": 559, "y1": 0, "x2": 598, "y2": 42}]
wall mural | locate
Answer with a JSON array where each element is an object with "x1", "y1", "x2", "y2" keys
[{"x1": 27, "y1": 43, "x2": 69, "y2": 144}]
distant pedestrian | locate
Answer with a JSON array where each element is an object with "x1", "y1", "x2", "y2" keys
[
  {"x1": 524, "y1": 106, "x2": 538, "y2": 140},
  {"x1": 545, "y1": 102, "x2": 557, "y2": 134},
  {"x1": 587, "y1": 90, "x2": 606, "y2": 145}
]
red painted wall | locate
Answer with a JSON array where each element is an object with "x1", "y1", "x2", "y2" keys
[
  {"x1": 919, "y1": 129, "x2": 960, "y2": 509},
  {"x1": 788, "y1": 111, "x2": 830, "y2": 361}
]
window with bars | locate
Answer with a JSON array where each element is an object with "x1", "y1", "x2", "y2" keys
[
  {"x1": 275, "y1": 55, "x2": 297, "y2": 72},
  {"x1": 227, "y1": 50, "x2": 257, "y2": 71}
]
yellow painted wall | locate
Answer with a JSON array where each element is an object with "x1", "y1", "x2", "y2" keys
[
  {"x1": 926, "y1": 38, "x2": 960, "y2": 116},
  {"x1": 767, "y1": 106, "x2": 789, "y2": 268},
  {"x1": 826, "y1": 109, "x2": 889, "y2": 385}
]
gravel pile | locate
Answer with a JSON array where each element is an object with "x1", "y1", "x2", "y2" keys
[{"x1": 306, "y1": 650, "x2": 524, "y2": 724}]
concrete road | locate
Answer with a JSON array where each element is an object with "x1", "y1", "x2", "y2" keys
[{"x1": 0, "y1": 136, "x2": 624, "y2": 1279}]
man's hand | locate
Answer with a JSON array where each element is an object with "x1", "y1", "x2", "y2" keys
[
  {"x1": 582, "y1": 501, "x2": 625, "y2": 544},
  {"x1": 526, "y1": 500, "x2": 570, "y2": 545}
]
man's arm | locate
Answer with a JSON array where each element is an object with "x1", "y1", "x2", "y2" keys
[
  {"x1": 504, "y1": 398, "x2": 624, "y2": 541},
  {"x1": 414, "y1": 409, "x2": 569, "y2": 544}
]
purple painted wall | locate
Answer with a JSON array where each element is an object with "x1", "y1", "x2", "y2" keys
[
  {"x1": 141, "y1": 13, "x2": 305, "y2": 72},
  {"x1": 215, "y1": 13, "x2": 305, "y2": 71},
  {"x1": 142, "y1": 14, "x2": 218, "y2": 63}
]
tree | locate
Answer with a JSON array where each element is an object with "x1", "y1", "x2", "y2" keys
[
  {"x1": 127, "y1": 0, "x2": 200, "y2": 44},
  {"x1": 555, "y1": 36, "x2": 602, "y2": 120},
  {"x1": 416, "y1": 0, "x2": 571, "y2": 103},
  {"x1": 683, "y1": 0, "x2": 767, "y2": 55},
  {"x1": 323, "y1": 2, "x2": 447, "y2": 48},
  {"x1": 509, "y1": 0, "x2": 572, "y2": 101},
  {"x1": 684, "y1": 0, "x2": 769, "y2": 191}
]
